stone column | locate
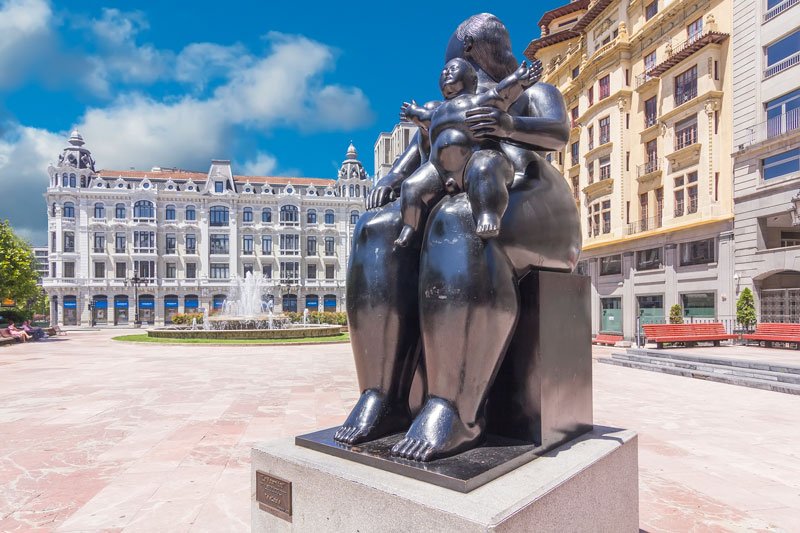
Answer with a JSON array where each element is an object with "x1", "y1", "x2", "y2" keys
[
  {"x1": 588, "y1": 258, "x2": 600, "y2": 335},
  {"x1": 664, "y1": 243, "x2": 678, "y2": 312},
  {"x1": 717, "y1": 230, "x2": 736, "y2": 318},
  {"x1": 622, "y1": 251, "x2": 636, "y2": 339}
]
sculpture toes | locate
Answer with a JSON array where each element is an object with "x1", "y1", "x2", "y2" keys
[
  {"x1": 418, "y1": 445, "x2": 436, "y2": 462},
  {"x1": 391, "y1": 437, "x2": 415, "y2": 459},
  {"x1": 412, "y1": 443, "x2": 431, "y2": 461},
  {"x1": 333, "y1": 426, "x2": 349, "y2": 442}
]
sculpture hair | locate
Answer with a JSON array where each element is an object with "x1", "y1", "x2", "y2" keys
[{"x1": 454, "y1": 13, "x2": 518, "y2": 82}]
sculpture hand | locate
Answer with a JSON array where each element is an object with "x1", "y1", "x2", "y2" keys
[
  {"x1": 400, "y1": 100, "x2": 421, "y2": 123},
  {"x1": 366, "y1": 185, "x2": 395, "y2": 210},
  {"x1": 465, "y1": 106, "x2": 514, "y2": 139}
]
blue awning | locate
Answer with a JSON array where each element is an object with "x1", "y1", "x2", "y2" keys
[{"x1": 184, "y1": 296, "x2": 199, "y2": 308}]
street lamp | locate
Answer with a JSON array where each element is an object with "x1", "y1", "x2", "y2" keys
[
  {"x1": 124, "y1": 275, "x2": 149, "y2": 327},
  {"x1": 87, "y1": 301, "x2": 95, "y2": 327}
]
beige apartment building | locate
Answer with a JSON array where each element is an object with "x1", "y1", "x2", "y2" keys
[
  {"x1": 528, "y1": 0, "x2": 735, "y2": 338},
  {"x1": 373, "y1": 122, "x2": 417, "y2": 184}
]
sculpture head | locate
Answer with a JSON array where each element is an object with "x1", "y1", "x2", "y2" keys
[
  {"x1": 445, "y1": 13, "x2": 518, "y2": 83},
  {"x1": 439, "y1": 58, "x2": 478, "y2": 99}
]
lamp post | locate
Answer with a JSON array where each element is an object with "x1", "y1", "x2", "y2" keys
[
  {"x1": 87, "y1": 301, "x2": 95, "y2": 327},
  {"x1": 125, "y1": 275, "x2": 148, "y2": 327}
]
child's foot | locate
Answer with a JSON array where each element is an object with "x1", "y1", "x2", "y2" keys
[
  {"x1": 394, "y1": 225, "x2": 415, "y2": 247},
  {"x1": 476, "y1": 213, "x2": 501, "y2": 239}
]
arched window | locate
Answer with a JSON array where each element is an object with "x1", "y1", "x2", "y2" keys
[
  {"x1": 262, "y1": 208, "x2": 272, "y2": 223},
  {"x1": 210, "y1": 206, "x2": 229, "y2": 226},
  {"x1": 324, "y1": 209, "x2": 335, "y2": 225},
  {"x1": 133, "y1": 200, "x2": 155, "y2": 220},
  {"x1": 93, "y1": 203, "x2": 105, "y2": 219},
  {"x1": 243, "y1": 207, "x2": 253, "y2": 223},
  {"x1": 350, "y1": 210, "x2": 360, "y2": 224},
  {"x1": 63, "y1": 202, "x2": 75, "y2": 218},
  {"x1": 165, "y1": 204, "x2": 176, "y2": 221},
  {"x1": 355, "y1": 186, "x2": 361, "y2": 197},
  {"x1": 62, "y1": 173, "x2": 68, "y2": 187},
  {"x1": 280, "y1": 205, "x2": 299, "y2": 224},
  {"x1": 349, "y1": 185, "x2": 354, "y2": 197},
  {"x1": 115, "y1": 203, "x2": 126, "y2": 219},
  {"x1": 69, "y1": 173, "x2": 76, "y2": 187},
  {"x1": 51, "y1": 202, "x2": 56, "y2": 216},
  {"x1": 185, "y1": 205, "x2": 196, "y2": 221},
  {"x1": 307, "y1": 209, "x2": 317, "y2": 224}
]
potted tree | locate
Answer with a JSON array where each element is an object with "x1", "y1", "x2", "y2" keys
[
  {"x1": 669, "y1": 304, "x2": 684, "y2": 324},
  {"x1": 736, "y1": 288, "x2": 756, "y2": 343}
]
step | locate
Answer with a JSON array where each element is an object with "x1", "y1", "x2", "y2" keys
[
  {"x1": 598, "y1": 358, "x2": 800, "y2": 395},
  {"x1": 611, "y1": 353, "x2": 800, "y2": 386},
  {"x1": 624, "y1": 348, "x2": 800, "y2": 375}
]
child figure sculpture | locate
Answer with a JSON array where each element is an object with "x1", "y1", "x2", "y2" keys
[{"x1": 394, "y1": 58, "x2": 539, "y2": 246}]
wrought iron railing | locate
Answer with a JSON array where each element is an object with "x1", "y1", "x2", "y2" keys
[
  {"x1": 635, "y1": 71, "x2": 658, "y2": 88},
  {"x1": 674, "y1": 197, "x2": 698, "y2": 217},
  {"x1": 626, "y1": 214, "x2": 663, "y2": 235},
  {"x1": 674, "y1": 83, "x2": 698, "y2": 106},
  {"x1": 675, "y1": 127, "x2": 698, "y2": 150},
  {"x1": 637, "y1": 159, "x2": 660, "y2": 177}
]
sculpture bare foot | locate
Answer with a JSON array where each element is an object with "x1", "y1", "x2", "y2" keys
[
  {"x1": 334, "y1": 389, "x2": 410, "y2": 445},
  {"x1": 475, "y1": 212, "x2": 500, "y2": 239},
  {"x1": 390, "y1": 397, "x2": 484, "y2": 462},
  {"x1": 394, "y1": 225, "x2": 415, "y2": 248}
]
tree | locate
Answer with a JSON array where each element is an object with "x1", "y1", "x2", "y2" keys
[
  {"x1": 669, "y1": 304, "x2": 684, "y2": 324},
  {"x1": 0, "y1": 220, "x2": 39, "y2": 305},
  {"x1": 736, "y1": 288, "x2": 756, "y2": 331}
]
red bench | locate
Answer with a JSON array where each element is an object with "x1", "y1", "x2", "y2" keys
[
  {"x1": 642, "y1": 323, "x2": 736, "y2": 349},
  {"x1": 0, "y1": 328, "x2": 19, "y2": 345},
  {"x1": 592, "y1": 333, "x2": 623, "y2": 346},
  {"x1": 743, "y1": 323, "x2": 800, "y2": 349}
]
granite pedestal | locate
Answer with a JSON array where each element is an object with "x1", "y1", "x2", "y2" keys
[{"x1": 252, "y1": 426, "x2": 639, "y2": 532}]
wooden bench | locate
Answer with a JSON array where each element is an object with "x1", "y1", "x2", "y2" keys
[
  {"x1": 592, "y1": 333, "x2": 623, "y2": 346},
  {"x1": 642, "y1": 323, "x2": 736, "y2": 349},
  {"x1": 743, "y1": 323, "x2": 800, "y2": 349},
  {"x1": 0, "y1": 328, "x2": 19, "y2": 345}
]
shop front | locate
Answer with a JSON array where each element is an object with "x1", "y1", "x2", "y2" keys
[
  {"x1": 92, "y1": 295, "x2": 108, "y2": 325},
  {"x1": 63, "y1": 295, "x2": 78, "y2": 325},
  {"x1": 164, "y1": 295, "x2": 179, "y2": 324},
  {"x1": 138, "y1": 295, "x2": 155, "y2": 325},
  {"x1": 114, "y1": 295, "x2": 129, "y2": 325}
]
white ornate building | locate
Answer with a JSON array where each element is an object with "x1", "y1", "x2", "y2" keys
[{"x1": 43, "y1": 131, "x2": 371, "y2": 326}]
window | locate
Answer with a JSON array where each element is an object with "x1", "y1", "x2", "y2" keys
[
  {"x1": 93, "y1": 232, "x2": 105, "y2": 253},
  {"x1": 675, "y1": 115, "x2": 698, "y2": 150},
  {"x1": 598, "y1": 156, "x2": 611, "y2": 181},
  {"x1": 643, "y1": 139, "x2": 658, "y2": 175},
  {"x1": 186, "y1": 263, "x2": 197, "y2": 279},
  {"x1": 94, "y1": 262, "x2": 105, "y2": 278},
  {"x1": 210, "y1": 234, "x2": 229, "y2": 254},
  {"x1": 94, "y1": 203, "x2": 105, "y2": 219},
  {"x1": 134, "y1": 260, "x2": 155, "y2": 279},
  {"x1": 350, "y1": 210, "x2": 360, "y2": 224},
  {"x1": 63, "y1": 202, "x2": 75, "y2": 218},
  {"x1": 571, "y1": 142, "x2": 580, "y2": 166},
  {"x1": 280, "y1": 234, "x2": 300, "y2": 255},
  {"x1": 599, "y1": 116, "x2": 610, "y2": 144},
  {"x1": 645, "y1": 0, "x2": 658, "y2": 20},
  {"x1": 306, "y1": 209, "x2": 317, "y2": 224},
  {"x1": 165, "y1": 263, "x2": 176, "y2": 279},
  {"x1": 210, "y1": 206, "x2": 229, "y2": 226},
  {"x1": 186, "y1": 234, "x2": 196, "y2": 254},
  {"x1": 599, "y1": 75, "x2": 610, "y2": 99},
  {"x1": 210, "y1": 263, "x2": 229, "y2": 279},
  {"x1": 674, "y1": 66, "x2": 698, "y2": 106},
  {"x1": 243, "y1": 264, "x2": 253, "y2": 276},
  {"x1": 324, "y1": 210, "x2": 335, "y2": 224},
  {"x1": 600, "y1": 255, "x2": 622, "y2": 275},
  {"x1": 262, "y1": 208, "x2": 272, "y2": 223},
  {"x1": 325, "y1": 264, "x2": 335, "y2": 279},
  {"x1": 763, "y1": 149, "x2": 800, "y2": 180},
  {"x1": 51, "y1": 262, "x2": 56, "y2": 277},
  {"x1": 165, "y1": 205, "x2": 176, "y2": 221},
  {"x1": 572, "y1": 65, "x2": 580, "y2": 79},
  {"x1": 587, "y1": 86, "x2": 594, "y2": 106},
  {"x1": 307, "y1": 264, "x2": 317, "y2": 279},
  {"x1": 262, "y1": 264, "x2": 272, "y2": 279},
  {"x1": 115, "y1": 203, "x2": 126, "y2": 219},
  {"x1": 645, "y1": 97, "x2": 657, "y2": 127},
  {"x1": 324, "y1": 237, "x2": 335, "y2": 256},
  {"x1": 63, "y1": 261, "x2": 75, "y2": 278},
  {"x1": 115, "y1": 262, "x2": 126, "y2": 279},
  {"x1": 307, "y1": 236, "x2": 317, "y2": 255},
  {"x1": 280, "y1": 261, "x2": 300, "y2": 283},
  {"x1": 64, "y1": 231, "x2": 75, "y2": 252},
  {"x1": 133, "y1": 231, "x2": 155, "y2": 253},
  {"x1": 571, "y1": 106, "x2": 579, "y2": 127},
  {"x1": 575, "y1": 261, "x2": 588, "y2": 276},
  {"x1": 636, "y1": 247, "x2": 662, "y2": 270},
  {"x1": 243, "y1": 207, "x2": 253, "y2": 223},
  {"x1": 680, "y1": 238, "x2": 714, "y2": 266},
  {"x1": 280, "y1": 205, "x2": 299, "y2": 224},
  {"x1": 765, "y1": 89, "x2": 800, "y2": 139},
  {"x1": 571, "y1": 175, "x2": 579, "y2": 201},
  {"x1": 687, "y1": 17, "x2": 703, "y2": 43},
  {"x1": 165, "y1": 233, "x2": 176, "y2": 254},
  {"x1": 644, "y1": 51, "x2": 656, "y2": 76},
  {"x1": 50, "y1": 231, "x2": 56, "y2": 252},
  {"x1": 243, "y1": 235, "x2": 254, "y2": 255},
  {"x1": 587, "y1": 200, "x2": 611, "y2": 236},
  {"x1": 214, "y1": 181, "x2": 224, "y2": 193},
  {"x1": 765, "y1": 29, "x2": 800, "y2": 72},
  {"x1": 681, "y1": 292, "x2": 715, "y2": 318},
  {"x1": 587, "y1": 160, "x2": 595, "y2": 183},
  {"x1": 262, "y1": 235, "x2": 272, "y2": 254},
  {"x1": 185, "y1": 205, "x2": 196, "y2": 221},
  {"x1": 674, "y1": 171, "x2": 698, "y2": 216},
  {"x1": 587, "y1": 125, "x2": 594, "y2": 150},
  {"x1": 115, "y1": 233, "x2": 126, "y2": 253},
  {"x1": 780, "y1": 231, "x2": 800, "y2": 247},
  {"x1": 133, "y1": 200, "x2": 154, "y2": 220}
]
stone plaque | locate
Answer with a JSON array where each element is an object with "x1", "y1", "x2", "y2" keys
[{"x1": 255, "y1": 470, "x2": 292, "y2": 522}]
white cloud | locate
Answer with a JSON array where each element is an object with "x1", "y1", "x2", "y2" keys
[
  {"x1": 0, "y1": 0, "x2": 55, "y2": 89},
  {"x1": 239, "y1": 152, "x2": 278, "y2": 176},
  {"x1": 175, "y1": 42, "x2": 252, "y2": 91}
]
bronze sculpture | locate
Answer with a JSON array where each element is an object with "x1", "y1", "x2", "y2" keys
[{"x1": 334, "y1": 13, "x2": 582, "y2": 463}]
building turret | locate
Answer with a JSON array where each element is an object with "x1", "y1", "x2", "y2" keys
[
  {"x1": 48, "y1": 130, "x2": 97, "y2": 188},
  {"x1": 337, "y1": 142, "x2": 370, "y2": 199}
]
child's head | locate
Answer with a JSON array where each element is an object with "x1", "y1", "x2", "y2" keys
[{"x1": 439, "y1": 58, "x2": 478, "y2": 99}]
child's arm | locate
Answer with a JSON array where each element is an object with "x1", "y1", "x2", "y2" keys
[
  {"x1": 400, "y1": 100, "x2": 437, "y2": 130},
  {"x1": 480, "y1": 61, "x2": 541, "y2": 110}
]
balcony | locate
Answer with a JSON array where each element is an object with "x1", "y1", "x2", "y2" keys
[
  {"x1": 648, "y1": 31, "x2": 730, "y2": 77},
  {"x1": 674, "y1": 197, "x2": 698, "y2": 217},
  {"x1": 675, "y1": 128, "x2": 698, "y2": 151},
  {"x1": 635, "y1": 71, "x2": 659, "y2": 90},
  {"x1": 164, "y1": 248, "x2": 177, "y2": 255},
  {"x1": 92, "y1": 247, "x2": 105, "y2": 253},
  {"x1": 637, "y1": 159, "x2": 662, "y2": 182},
  {"x1": 765, "y1": 0, "x2": 798, "y2": 21},
  {"x1": 674, "y1": 84, "x2": 698, "y2": 107},
  {"x1": 743, "y1": 108, "x2": 800, "y2": 148},
  {"x1": 627, "y1": 214, "x2": 663, "y2": 235},
  {"x1": 645, "y1": 114, "x2": 658, "y2": 128}
]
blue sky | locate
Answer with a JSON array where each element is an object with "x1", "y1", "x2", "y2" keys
[{"x1": 0, "y1": 0, "x2": 563, "y2": 244}]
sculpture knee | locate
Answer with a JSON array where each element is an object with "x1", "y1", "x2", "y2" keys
[{"x1": 464, "y1": 151, "x2": 515, "y2": 193}]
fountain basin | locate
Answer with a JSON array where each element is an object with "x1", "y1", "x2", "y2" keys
[{"x1": 147, "y1": 325, "x2": 342, "y2": 341}]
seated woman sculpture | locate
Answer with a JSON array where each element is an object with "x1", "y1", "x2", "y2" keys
[
  {"x1": 335, "y1": 13, "x2": 581, "y2": 462},
  {"x1": 395, "y1": 58, "x2": 538, "y2": 245}
]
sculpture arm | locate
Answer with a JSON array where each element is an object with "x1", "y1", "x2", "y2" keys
[
  {"x1": 367, "y1": 131, "x2": 423, "y2": 210},
  {"x1": 400, "y1": 100, "x2": 435, "y2": 130},
  {"x1": 487, "y1": 61, "x2": 540, "y2": 111}
]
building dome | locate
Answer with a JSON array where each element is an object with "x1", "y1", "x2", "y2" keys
[
  {"x1": 337, "y1": 143, "x2": 370, "y2": 198},
  {"x1": 346, "y1": 142, "x2": 358, "y2": 160},
  {"x1": 68, "y1": 130, "x2": 85, "y2": 147}
]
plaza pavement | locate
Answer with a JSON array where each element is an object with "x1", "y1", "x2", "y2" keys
[{"x1": 0, "y1": 330, "x2": 798, "y2": 532}]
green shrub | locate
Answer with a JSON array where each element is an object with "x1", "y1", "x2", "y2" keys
[
  {"x1": 668, "y1": 304, "x2": 684, "y2": 324},
  {"x1": 286, "y1": 310, "x2": 347, "y2": 325},
  {"x1": 171, "y1": 312, "x2": 204, "y2": 325},
  {"x1": 736, "y1": 287, "x2": 756, "y2": 330},
  {"x1": 0, "y1": 308, "x2": 32, "y2": 325}
]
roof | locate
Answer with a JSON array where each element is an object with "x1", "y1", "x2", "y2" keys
[
  {"x1": 537, "y1": 0, "x2": 589, "y2": 28},
  {"x1": 96, "y1": 169, "x2": 335, "y2": 186},
  {"x1": 524, "y1": 30, "x2": 581, "y2": 59},
  {"x1": 525, "y1": 0, "x2": 614, "y2": 59}
]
